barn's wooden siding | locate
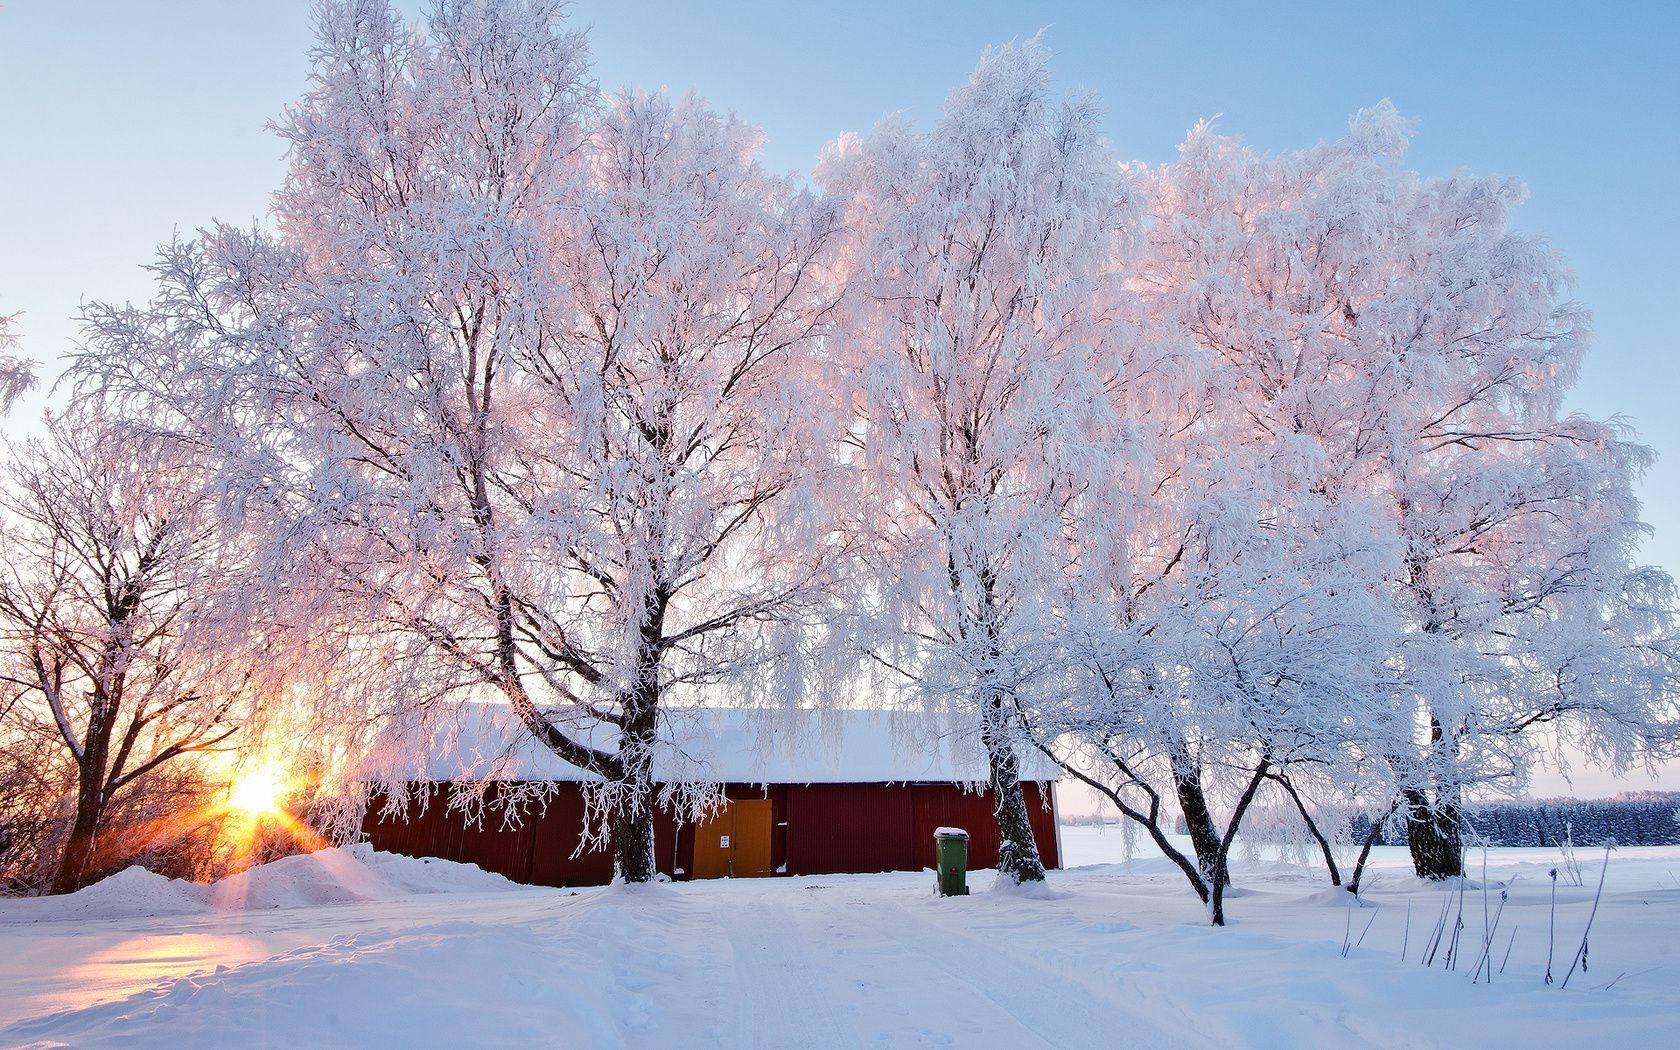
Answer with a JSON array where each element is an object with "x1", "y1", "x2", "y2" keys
[
  {"x1": 784, "y1": 783, "x2": 917, "y2": 875},
  {"x1": 783, "y1": 782, "x2": 1060, "y2": 875},
  {"x1": 364, "y1": 779, "x2": 1057, "y2": 885}
]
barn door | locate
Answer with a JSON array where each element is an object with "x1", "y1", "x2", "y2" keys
[
  {"x1": 728, "y1": 799, "x2": 774, "y2": 877},
  {"x1": 692, "y1": 807, "x2": 733, "y2": 879},
  {"x1": 691, "y1": 799, "x2": 774, "y2": 879}
]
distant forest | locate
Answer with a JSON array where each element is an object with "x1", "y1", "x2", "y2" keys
[
  {"x1": 1118, "y1": 791, "x2": 1680, "y2": 848},
  {"x1": 1350, "y1": 792, "x2": 1680, "y2": 849}
]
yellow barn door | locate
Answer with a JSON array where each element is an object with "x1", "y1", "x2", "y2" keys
[
  {"x1": 690, "y1": 799, "x2": 774, "y2": 879},
  {"x1": 728, "y1": 799, "x2": 773, "y2": 877}
]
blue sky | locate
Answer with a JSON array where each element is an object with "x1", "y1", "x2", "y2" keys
[{"x1": 2, "y1": 1, "x2": 1676, "y2": 792}]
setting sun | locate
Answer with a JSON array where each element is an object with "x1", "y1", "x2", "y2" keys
[{"x1": 226, "y1": 767, "x2": 289, "y2": 817}]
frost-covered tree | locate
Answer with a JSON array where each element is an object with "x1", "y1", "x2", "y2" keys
[
  {"x1": 1050, "y1": 508, "x2": 1402, "y2": 921},
  {"x1": 0, "y1": 408, "x2": 276, "y2": 893},
  {"x1": 1378, "y1": 176, "x2": 1678, "y2": 878},
  {"x1": 493, "y1": 87, "x2": 847, "y2": 877},
  {"x1": 821, "y1": 38, "x2": 1122, "y2": 885},
  {"x1": 1032, "y1": 254, "x2": 1403, "y2": 921},
  {"x1": 46, "y1": 7, "x2": 1672, "y2": 897},
  {"x1": 0, "y1": 310, "x2": 36, "y2": 413},
  {"x1": 1092, "y1": 106, "x2": 1422, "y2": 894},
  {"x1": 1147, "y1": 103, "x2": 1680, "y2": 880},
  {"x1": 73, "y1": 1, "x2": 846, "y2": 882}
]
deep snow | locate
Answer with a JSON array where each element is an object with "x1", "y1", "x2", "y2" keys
[{"x1": 2, "y1": 829, "x2": 1677, "y2": 1048}]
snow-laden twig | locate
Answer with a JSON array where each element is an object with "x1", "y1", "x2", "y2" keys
[
  {"x1": 1400, "y1": 900, "x2": 1411, "y2": 963},
  {"x1": 1545, "y1": 868, "x2": 1559, "y2": 984},
  {"x1": 1561, "y1": 842, "x2": 1615, "y2": 989}
]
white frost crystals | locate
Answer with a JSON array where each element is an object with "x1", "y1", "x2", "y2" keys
[
  {"x1": 0, "y1": 309, "x2": 35, "y2": 412},
  {"x1": 10, "y1": 1, "x2": 1673, "y2": 921}
]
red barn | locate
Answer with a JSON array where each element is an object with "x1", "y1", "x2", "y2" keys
[{"x1": 361, "y1": 708, "x2": 1062, "y2": 885}]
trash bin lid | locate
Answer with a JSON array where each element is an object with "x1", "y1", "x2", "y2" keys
[{"x1": 933, "y1": 826, "x2": 969, "y2": 839}]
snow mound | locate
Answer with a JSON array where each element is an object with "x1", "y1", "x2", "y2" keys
[
  {"x1": 207, "y1": 844, "x2": 520, "y2": 909},
  {"x1": 350, "y1": 844, "x2": 525, "y2": 896},
  {"x1": 81, "y1": 866, "x2": 209, "y2": 912},
  {"x1": 22, "y1": 866, "x2": 212, "y2": 920},
  {"x1": 209, "y1": 847, "x2": 404, "y2": 909},
  {"x1": 987, "y1": 873, "x2": 1061, "y2": 900},
  {"x1": 0, "y1": 846, "x2": 522, "y2": 922},
  {"x1": 1301, "y1": 887, "x2": 1375, "y2": 909}
]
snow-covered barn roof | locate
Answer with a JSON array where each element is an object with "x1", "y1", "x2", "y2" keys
[{"x1": 419, "y1": 706, "x2": 1061, "y2": 785}]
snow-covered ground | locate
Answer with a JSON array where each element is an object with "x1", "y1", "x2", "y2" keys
[{"x1": 2, "y1": 830, "x2": 1677, "y2": 1048}]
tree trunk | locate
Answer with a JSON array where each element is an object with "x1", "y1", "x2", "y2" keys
[
  {"x1": 1170, "y1": 741, "x2": 1227, "y2": 888},
  {"x1": 613, "y1": 685, "x2": 661, "y2": 884},
  {"x1": 52, "y1": 773, "x2": 105, "y2": 895},
  {"x1": 982, "y1": 696, "x2": 1045, "y2": 884},
  {"x1": 1347, "y1": 801, "x2": 1397, "y2": 895},
  {"x1": 1033, "y1": 738, "x2": 1211, "y2": 903},
  {"x1": 1208, "y1": 761, "x2": 1270, "y2": 926},
  {"x1": 1404, "y1": 700, "x2": 1466, "y2": 881},
  {"x1": 610, "y1": 583, "x2": 671, "y2": 885},
  {"x1": 612, "y1": 797, "x2": 657, "y2": 884},
  {"x1": 1269, "y1": 773, "x2": 1340, "y2": 886},
  {"x1": 1404, "y1": 788, "x2": 1463, "y2": 880}
]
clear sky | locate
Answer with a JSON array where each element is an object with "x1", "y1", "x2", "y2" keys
[{"x1": 2, "y1": 1, "x2": 1676, "y2": 796}]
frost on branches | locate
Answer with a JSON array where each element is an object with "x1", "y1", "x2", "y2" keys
[
  {"x1": 506, "y1": 87, "x2": 848, "y2": 879},
  {"x1": 1118, "y1": 102, "x2": 1679, "y2": 886},
  {"x1": 0, "y1": 310, "x2": 36, "y2": 413},
  {"x1": 47, "y1": 4, "x2": 1679, "y2": 907},
  {"x1": 821, "y1": 37, "x2": 1122, "y2": 885},
  {"x1": 1019, "y1": 110, "x2": 1406, "y2": 923},
  {"x1": 0, "y1": 407, "x2": 285, "y2": 892},
  {"x1": 70, "y1": 0, "x2": 847, "y2": 883}
]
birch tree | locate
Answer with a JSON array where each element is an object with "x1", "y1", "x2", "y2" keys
[
  {"x1": 0, "y1": 310, "x2": 35, "y2": 413},
  {"x1": 74, "y1": 1, "x2": 846, "y2": 882},
  {"x1": 821, "y1": 38, "x2": 1121, "y2": 884},
  {"x1": 1034, "y1": 261, "x2": 1404, "y2": 922},
  {"x1": 503, "y1": 87, "x2": 846, "y2": 878},
  {"x1": 0, "y1": 408, "x2": 273, "y2": 893},
  {"x1": 1147, "y1": 103, "x2": 1680, "y2": 879}
]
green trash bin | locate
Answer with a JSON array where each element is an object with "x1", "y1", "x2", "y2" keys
[{"x1": 934, "y1": 827, "x2": 969, "y2": 896}]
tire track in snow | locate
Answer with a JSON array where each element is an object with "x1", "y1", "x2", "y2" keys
[
  {"x1": 708, "y1": 883, "x2": 1052, "y2": 1047},
  {"x1": 848, "y1": 896, "x2": 1207, "y2": 1049},
  {"x1": 712, "y1": 886, "x2": 870, "y2": 1048}
]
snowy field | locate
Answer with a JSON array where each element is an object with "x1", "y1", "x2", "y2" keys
[{"x1": 2, "y1": 829, "x2": 1677, "y2": 1049}]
